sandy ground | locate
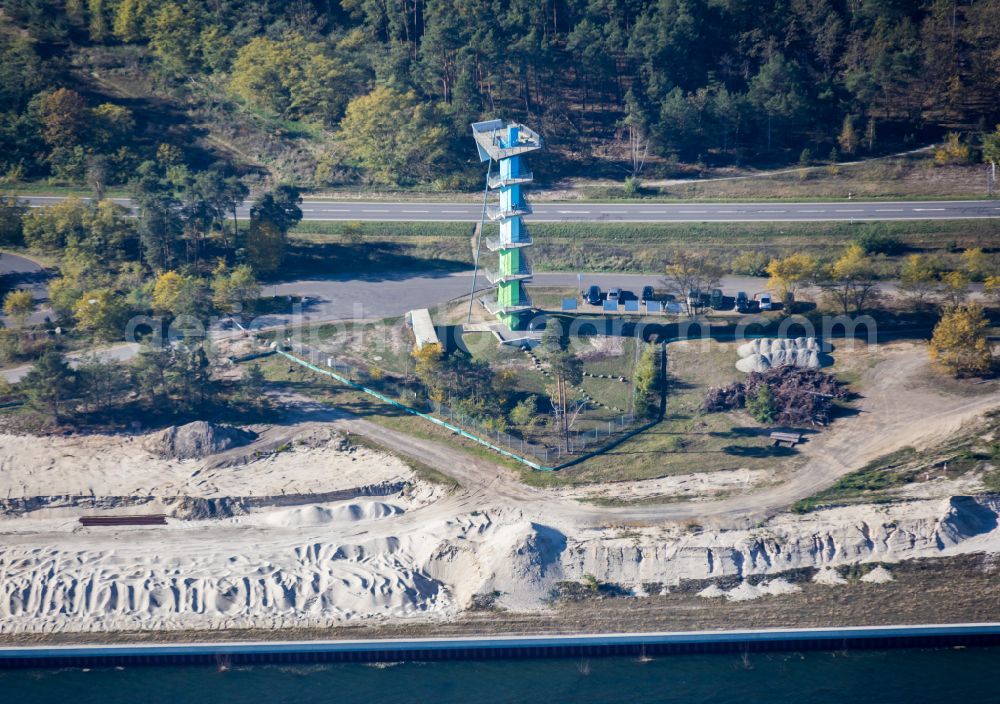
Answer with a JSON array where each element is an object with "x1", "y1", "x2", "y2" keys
[
  {"x1": 0, "y1": 342, "x2": 998, "y2": 636},
  {"x1": 0, "y1": 423, "x2": 412, "y2": 501}
]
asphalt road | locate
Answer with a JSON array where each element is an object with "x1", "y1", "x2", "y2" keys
[
  {"x1": 17, "y1": 195, "x2": 1000, "y2": 223},
  {"x1": 0, "y1": 251, "x2": 51, "y2": 326},
  {"x1": 268, "y1": 271, "x2": 770, "y2": 327}
]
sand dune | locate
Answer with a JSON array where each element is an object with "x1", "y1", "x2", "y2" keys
[{"x1": 2, "y1": 496, "x2": 1000, "y2": 633}]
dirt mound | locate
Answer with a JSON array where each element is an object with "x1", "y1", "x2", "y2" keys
[{"x1": 146, "y1": 421, "x2": 257, "y2": 460}]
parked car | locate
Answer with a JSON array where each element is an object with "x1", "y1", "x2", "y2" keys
[
  {"x1": 758, "y1": 293, "x2": 773, "y2": 311},
  {"x1": 710, "y1": 288, "x2": 724, "y2": 309},
  {"x1": 641, "y1": 285, "x2": 655, "y2": 302},
  {"x1": 735, "y1": 291, "x2": 750, "y2": 312},
  {"x1": 584, "y1": 285, "x2": 602, "y2": 305},
  {"x1": 686, "y1": 289, "x2": 702, "y2": 310},
  {"x1": 607, "y1": 287, "x2": 622, "y2": 303}
]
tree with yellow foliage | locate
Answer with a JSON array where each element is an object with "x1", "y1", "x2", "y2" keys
[
  {"x1": 73, "y1": 288, "x2": 128, "y2": 341},
  {"x1": 929, "y1": 304, "x2": 993, "y2": 377},
  {"x1": 766, "y1": 252, "x2": 817, "y2": 306},
  {"x1": 338, "y1": 86, "x2": 448, "y2": 185},
  {"x1": 938, "y1": 270, "x2": 970, "y2": 307},
  {"x1": 818, "y1": 244, "x2": 883, "y2": 314},
  {"x1": 3, "y1": 289, "x2": 34, "y2": 328},
  {"x1": 985, "y1": 275, "x2": 1000, "y2": 305},
  {"x1": 411, "y1": 342, "x2": 445, "y2": 403},
  {"x1": 959, "y1": 247, "x2": 990, "y2": 281},
  {"x1": 899, "y1": 254, "x2": 940, "y2": 306},
  {"x1": 151, "y1": 271, "x2": 203, "y2": 317}
]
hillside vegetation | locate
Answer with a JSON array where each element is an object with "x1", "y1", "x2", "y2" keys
[{"x1": 1, "y1": 0, "x2": 999, "y2": 189}]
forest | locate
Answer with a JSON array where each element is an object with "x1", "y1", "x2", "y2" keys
[{"x1": 1, "y1": 0, "x2": 999, "y2": 188}]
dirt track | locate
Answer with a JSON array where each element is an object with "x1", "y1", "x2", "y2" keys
[{"x1": 312, "y1": 342, "x2": 999, "y2": 529}]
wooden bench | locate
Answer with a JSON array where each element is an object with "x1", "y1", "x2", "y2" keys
[
  {"x1": 770, "y1": 431, "x2": 803, "y2": 448},
  {"x1": 79, "y1": 515, "x2": 167, "y2": 527}
]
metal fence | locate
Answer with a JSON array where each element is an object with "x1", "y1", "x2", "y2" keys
[{"x1": 284, "y1": 341, "x2": 644, "y2": 469}]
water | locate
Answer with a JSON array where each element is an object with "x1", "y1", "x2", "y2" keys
[{"x1": 3, "y1": 647, "x2": 1000, "y2": 704}]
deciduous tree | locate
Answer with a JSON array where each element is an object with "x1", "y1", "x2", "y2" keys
[
  {"x1": 899, "y1": 254, "x2": 940, "y2": 306},
  {"x1": 338, "y1": 86, "x2": 448, "y2": 185},
  {"x1": 3, "y1": 289, "x2": 33, "y2": 328},
  {"x1": 766, "y1": 252, "x2": 817, "y2": 304},
  {"x1": 660, "y1": 249, "x2": 724, "y2": 316},
  {"x1": 819, "y1": 244, "x2": 884, "y2": 314},
  {"x1": 930, "y1": 304, "x2": 993, "y2": 377}
]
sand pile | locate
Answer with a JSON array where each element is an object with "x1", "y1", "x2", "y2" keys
[
  {"x1": 735, "y1": 337, "x2": 830, "y2": 373},
  {"x1": 260, "y1": 502, "x2": 403, "y2": 528},
  {"x1": 0, "y1": 507, "x2": 567, "y2": 634},
  {"x1": 145, "y1": 421, "x2": 256, "y2": 460},
  {"x1": 699, "y1": 578, "x2": 802, "y2": 602},
  {"x1": 0, "y1": 426, "x2": 413, "y2": 502},
  {"x1": 813, "y1": 567, "x2": 848, "y2": 585},
  {"x1": 861, "y1": 566, "x2": 894, "y2": 583}
]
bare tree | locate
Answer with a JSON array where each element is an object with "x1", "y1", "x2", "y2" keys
[
  {"x1": 660, "y1": 249, "x2": 725, "y2": 316},
  {"x1": 627, "y1": 121, "x2": 649, "y2": 177}
]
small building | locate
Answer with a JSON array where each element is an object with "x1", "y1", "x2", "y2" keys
[{"x1": 406, "y1": 308, "x2": 439, "y2": 350}]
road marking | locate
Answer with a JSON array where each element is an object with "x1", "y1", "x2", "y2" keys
[
  {"x1": 912, "y1": 208, "x2": 946, "y2": 211},
  {"x1": 639, "y1": 210, "x2": 666, "y2": 214},
  {"x1": 758, "y1": 209, "x2": 786, "y2": 213},
  {"x1": 557, "y1": 210, "x2": 589, "y2": 214},
  {"x1": 678, "y1": 210, "x2": 707, "y2": 214},
  {"x1": 600, "y1": 210, "x2": 626, "y2": 214},
  {"x1": 402, "y1": 209, "x2": 429, "y2": 213},
  {"x1": 362, "y1": 209, "x2": 390, "y2": 213},
  {"x1": 301, "y1": 208, "x2": 315, "y2": 212},
  {"x1": 836, "y1": 209, "x2": 864, "y2": 212},
  {"x1": 875, "y1": 208, "x2": 904, "y2": 212},
  {"x1": 441, "y1": 209, "x2": 468, "y2": 213},
  {"x1": 800, "y1": 209, "x2": 825, "y2": 212},
  {"x1": 320, "y1": 209, "x2": 349, "y2": 212}
]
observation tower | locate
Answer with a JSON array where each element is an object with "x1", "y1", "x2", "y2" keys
[{"x1": 470, "y1": 119, "x2": 542, "y2": 331}]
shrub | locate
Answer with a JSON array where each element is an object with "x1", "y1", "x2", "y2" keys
[
  {"x1": 853, "y1": 225, "x2": 903, "y2": 256},
  {"x1": 730, "y1": 250, "x2": 771, "y2": 276},
  {"x1": 509, "y1": 395, "x2": 537, "y2": 427},
  {"x1": 746, "y1": 385, "x2": 777, "y2": 424},
  {"x1": 934, "y1": 132, "x2": 971, "y2": 165}
]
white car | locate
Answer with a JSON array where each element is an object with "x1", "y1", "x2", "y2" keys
[{"x1": 758, "y1": 293, "x2": 773, "y2": 311}]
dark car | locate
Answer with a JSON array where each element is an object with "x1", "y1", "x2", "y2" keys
[
  {"x1": 584, "y1": 285, "x2": 602, "y2": 305},
  {"x1": 735, "y1": 291, "x2": 750, "y2": 313},
  {"x1": 641, "y1": 285, "x2": 655, "y2": 302},
  {"x1": 710, "y1": 288, "x2": 724, "y2": 309}
]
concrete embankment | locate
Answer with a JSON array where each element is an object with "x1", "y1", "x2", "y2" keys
[{"x1": 2, "y1": 624, "x2": 1000, "y2": 668}]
